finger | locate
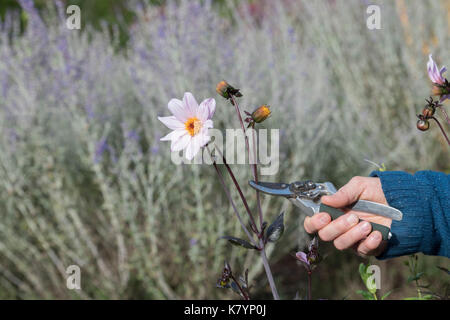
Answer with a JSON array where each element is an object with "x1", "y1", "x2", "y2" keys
[
  {"x1": 318, "y1": 212, "x2": 359, "y2": 241},
  {"x1": 333, "y1": 221, "x2": 372, "y2": 250},
  {"x1": 304, "y1": 212, "x2": 331, "y2": 234},
  {"x1": 356, "y1": 231, "x2": 383, "y2": 256},
  {"x1": 321, "y1": 176, "x2": 366, "y2": 208}
]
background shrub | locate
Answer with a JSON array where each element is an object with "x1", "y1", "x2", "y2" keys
[{"x1": 0, "y1": 0, "x2": 448, "y2": 299}]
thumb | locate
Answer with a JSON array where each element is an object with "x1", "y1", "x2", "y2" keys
[{"x1": 321, "y1": 177, "x2": 365, "y2": 208}]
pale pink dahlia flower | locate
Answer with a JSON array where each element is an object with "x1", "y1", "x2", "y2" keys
[{"x1": 158, "y1": 92, "x2": 215, "y2": 160}]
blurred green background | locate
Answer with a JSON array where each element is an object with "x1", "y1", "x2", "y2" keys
[{"x1": 0, "y1": 0, "x2": 448, "y2": 300}]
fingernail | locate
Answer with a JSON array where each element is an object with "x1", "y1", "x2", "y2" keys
[
  {"x1": 369, "y1": 232, "x2": 381, "y2": 243},
  {"x1": 319, "y1": 213, "x2": 330, "y2": 225},
  {"x1": 346, "y1": 214, "x2": 358, "y2": 225},
  {"x1": 360, "y1": 221, "x2": 371, "y2": 232}
]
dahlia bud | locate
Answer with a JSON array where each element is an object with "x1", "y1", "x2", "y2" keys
[
  {"x1": 422, "y1": 106, "x2": 435, "y2": 118},
  {"x1": 216, "y1": 261, "x2": 232, "y2": 288},
  {"x1": 216, "y1": 80, "x2": 242, "y2": 99},
  {"x1": 417, "y1": 119, "x2": 430, "y2": 131},
  {"x1": 306, "y1": 236, "x2": 320, "y2": 265},
  {"x1": 251, "y1": 105, "x2": 271, "y2": 123},
  {"x1": 295, "y1": 237, "x2": 320, "y2": 273}
]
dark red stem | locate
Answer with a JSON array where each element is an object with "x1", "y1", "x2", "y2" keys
[
  {"x1": 307, "y1": 271, "x2": 312, "y2": 300},
  {"x1": 214, "y1": 147, "x2": 259, "y2": 234},
  {"x1": 230, "y1": 274, "x2": 250, "y2": 300},
  {"x1": 431, "y1": 116, "x2": 450, "y2": 146}
]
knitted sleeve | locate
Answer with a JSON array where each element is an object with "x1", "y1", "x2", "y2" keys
[{"x1": 369, "y1": 170, "x2": 449, "y2": 259}]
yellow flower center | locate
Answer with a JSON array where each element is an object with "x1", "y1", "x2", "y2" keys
[{"x1": 185, "y1": 117, "x2": 202, "y2": 136}]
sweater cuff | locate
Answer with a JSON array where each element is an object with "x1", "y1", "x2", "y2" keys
[{"x1": 369, "y1": 171, "x2": 434, "y2": 260}]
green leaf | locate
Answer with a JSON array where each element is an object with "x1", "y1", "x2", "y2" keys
[
  {"x1": 407, "y1": 272, "x2": 424, "y2": 283},
  {"x1": 404, "y1": 297, "x2": 420, "y2": 300},
  {"x1": 265, "y1": 212, "x2": 285, "y2": 243},
  {"x1": 359, "y1": 263, "x2": 366, "y2": 277},
  {"x1": 421, "y1": 294, "x2": 434, "y2": 300},
  {"x1": 356, "y1": 290, "x2": 374, "y2": 300},
  {"x1": 381, "y1": 290, "x2": 392, "y2": 300},
  {"x1": 358, "y1": 263, "x2": 368, "y2": 283},
  {"x1": 219, "y1": 236, "x2": 257, "y2": 249}
]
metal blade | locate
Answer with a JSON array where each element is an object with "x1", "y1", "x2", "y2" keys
[
  {"x1": 248, "y1": 181, "x2": 294, "y2": 197},
  {"x1": 350, "y1": 200, "x2": 403, "y2": 221}
]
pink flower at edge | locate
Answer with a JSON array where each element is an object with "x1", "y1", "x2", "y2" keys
[
  {"x1": 158, "y1": 92, "x2": 215, "y2": 160},
  {"x1": 427, "y1": 54, "x2": 447, "y2": 85},
  {"x1": 295, "y1": 237, "x2": 320, "y2": 273}
]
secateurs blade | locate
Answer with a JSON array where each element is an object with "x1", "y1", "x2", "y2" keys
[{"x1": 249, "y1": 180, "x2": 403, "y2": 240}]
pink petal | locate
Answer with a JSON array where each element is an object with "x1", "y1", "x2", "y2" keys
[
  {"x1": 203, "y1": 119, "x2": 213, "y2": 129},
  {"x1": 158, "y1": 116, "x2": 184, "y2": 130},
  {"x1": 428, "y1": 54, "x2": 444, "y2": 84},
  {"x1": 199, "y1": 98, "x2": 216, "y2": 120},
  {"x1": 427, "y1": 55, "x2": 437, "y2": 80},
  {"x1": 296, "y1": 251, "x2": 308, "y2": 264},
  {"x1": 185, "y1": 134, "x2": 206, "y2": 160},
  {"x1": 183, "y1": 92, "x2": 199, "y2": 117},
  {"x1": 171, "y1": 134, "x2": 191, "y2": 152},
  {"x1": 160, "y1": 129, "x2": 186, "y2": 142},
  {"x1": 197, "y1": 100, "x2": 211, "y2": 122},
  {"x1": 200, "y1": 132, "x2": 211, "y2": 146},
  {"x1": 185, "y1": 141, "x2": 197, "y2": 160},
  {"x1": 168, "y1": 99, "x2": 190, "y2": 122}
]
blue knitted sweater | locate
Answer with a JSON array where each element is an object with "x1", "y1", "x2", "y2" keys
[{"x1": 369, "y1": 170, "x2": 449, "y2": 259}]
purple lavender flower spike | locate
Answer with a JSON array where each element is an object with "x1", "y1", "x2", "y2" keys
[
  {"x1": 94, "y1": 138, "x2": 108, "y2": 163},
  {"x1": 189, "y1": 238, "x2": 198, "y2": 247}
]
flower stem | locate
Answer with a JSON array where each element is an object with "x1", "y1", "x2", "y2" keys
[
  {"x1": 208, "y1": 147, "x2": 257, "y2": 247},
  {"x1": 259, "y1": 238, "x2": 280, "y2": 300},
  {"x1": 431, "y1": 116, "x2": 450, "y2": 146},
  {"x1": 230, "y1": 95, "x2": 258, "y2": 180},
  {"x1": 251, "y1": 126, "x2": 264, "y2": 229},
  {"x1": 230, "y1": 273, "x2": 250, "y2": 300},
  {"x1": 229, "y1": 95, "x2": 280, "y2": 300},
  {"x1": 307, "y1": 272, "x2": 312, "y2": 300},
  {"x1": 230, "y1": 95, "x2": 264, "y2": 235},
  {"x1": 212, "y1": 145, "x2": 259, "y2": 234},
  {"x1": 437, "y1": 105, "x2": 450, "y2": 125}
]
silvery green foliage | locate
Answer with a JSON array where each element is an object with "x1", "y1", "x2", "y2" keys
[{"x1": 0, "y1": 0, "x2": 448, "y2": 299}]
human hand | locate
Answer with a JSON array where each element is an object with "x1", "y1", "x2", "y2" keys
[{"x1": 303, "y1": 177, "x2": 391, "y2": 257}]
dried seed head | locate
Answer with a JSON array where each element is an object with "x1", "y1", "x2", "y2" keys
[
  {"x1": 216, "y1": 80, "x2": 242, "y2": 99},
  {"x1": 216, "y1": 80, "x2": 231, "y2": 99}
]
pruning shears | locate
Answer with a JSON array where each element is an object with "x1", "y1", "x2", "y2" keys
[{"x1": 249, "y1": 180, "x2": 403, "y2": 240}]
